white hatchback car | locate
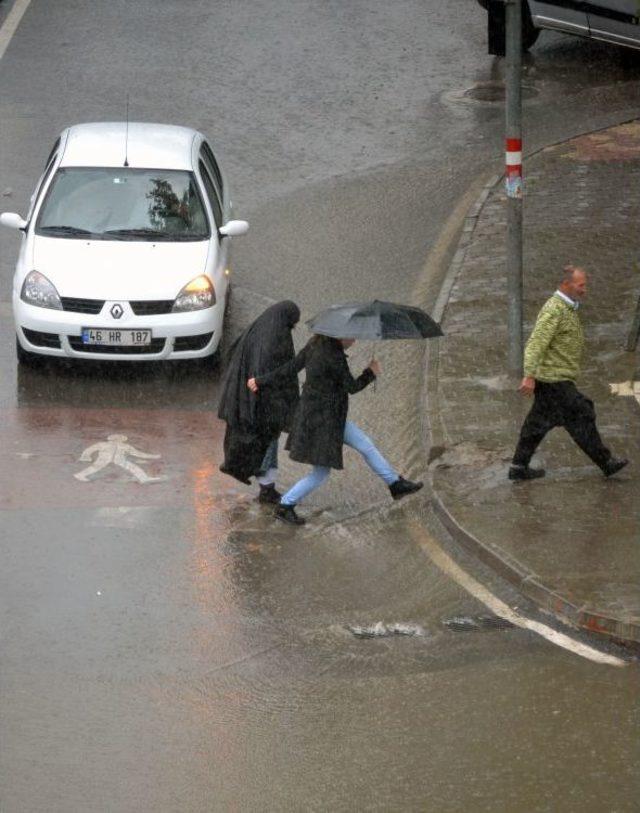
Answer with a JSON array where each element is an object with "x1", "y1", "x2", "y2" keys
[{"x1": 1, "y1": 122, "x2": 248, "y2": 364}]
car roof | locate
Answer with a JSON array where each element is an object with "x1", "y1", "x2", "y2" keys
[{"x1": 59, "y1": 122, "x2": 200, "y2": 170}]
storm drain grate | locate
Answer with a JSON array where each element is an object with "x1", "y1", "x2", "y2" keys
[{"x1": 442, "y1": 614, "x2": 515, "y2": 632}]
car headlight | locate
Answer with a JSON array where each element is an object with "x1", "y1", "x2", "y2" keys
[
  {"x1": 172, "y1": 275, "x2": 215, "y2": 312},
  {"x1": 20, "y1": 270, "x2": 63, "y2": 310}
]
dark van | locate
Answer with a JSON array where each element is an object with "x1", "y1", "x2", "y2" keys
[{"x1": 477, "y1": 1, "x2": 640, "y2": 52}]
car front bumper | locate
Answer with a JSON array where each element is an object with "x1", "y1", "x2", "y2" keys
[{"x1": 14, "y1": 294, "x2": 224, "y2": 361}]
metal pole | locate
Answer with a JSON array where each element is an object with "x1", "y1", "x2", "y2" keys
[{"x1": 505, "y1": 0, "x2": 523, "y2": 378}]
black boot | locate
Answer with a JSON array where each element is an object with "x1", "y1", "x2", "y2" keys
[
  {"x1": 601, "y1": 457, "x2": 629, "y2": 478},
  {"x1": 508, "y1": 464, "x2": 545, "y2": 481},
  {"x1": 258, "y1": 483, "x2": 282, "y2": 504},
  {"x1": 389, "y1": 477, "x2": 424, "y2": 501},
  {"x1": 274, "y1": 503, "x2": 306, "y2": 525}
]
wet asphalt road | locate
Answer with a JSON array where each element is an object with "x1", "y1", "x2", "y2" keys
[{"x1": 1, "y1": 2, "x2": 639, "y2": 811}]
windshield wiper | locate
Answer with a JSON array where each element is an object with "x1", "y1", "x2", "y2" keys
[
  {"x1": 103, "y1": 228, "x2": 167, "y2": 238},
  {"x1": 102, "y1": 228, "x2": 207, "y2": 241},
  {"x1": 39, "y1": 225, "x2": 94, "y2": 236},
  {"x1": 104, "y1": 228, "x2": 159, "y2": 235}
]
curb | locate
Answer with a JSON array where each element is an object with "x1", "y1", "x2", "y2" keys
[{"x1": 424, "y1": 156, "x2": 640, "y2": 649}]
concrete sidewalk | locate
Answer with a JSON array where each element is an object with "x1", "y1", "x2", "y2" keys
[{"x1": 428, "y1": 121, "x2": 640, "y2": 645}]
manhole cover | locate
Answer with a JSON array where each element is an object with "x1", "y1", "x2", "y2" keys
[{"x1": 464, "y1": 81, "x2": 538, "y2": 103}]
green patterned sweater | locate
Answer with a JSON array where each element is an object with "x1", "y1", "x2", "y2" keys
[{"x1": 523, "y1": 294, "x2": 584, "y2": 383}]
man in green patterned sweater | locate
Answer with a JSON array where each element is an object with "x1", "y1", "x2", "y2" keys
[{"x1": 509, "y1": 265, "x2": 629, "y2": 480}]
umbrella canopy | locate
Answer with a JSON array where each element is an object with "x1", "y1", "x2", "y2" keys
[{"x1": 306, "y1": 300, "x2": 444, "y2": 340}]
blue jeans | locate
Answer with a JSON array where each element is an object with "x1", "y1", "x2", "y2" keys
[
  {"x1": 257, "y1": 437, "x2": 279, "y2": 485},
  {"x1": 259, "y1": 437, "x2": 279, "y2": 474},
  {"x1": 281, "y1": 421, "x2": 398, "y2": 506}
]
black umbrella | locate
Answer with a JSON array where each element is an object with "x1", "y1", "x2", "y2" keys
[{"x1": 306, "y1": 300, "x2": 443, "y2": 340}]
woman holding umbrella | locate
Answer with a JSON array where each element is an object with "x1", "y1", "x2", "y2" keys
[
  {"x1": 248, "y1": 331, "x2": 423, "y2": 525},
  {"x1": 218, "y1": 300, "x2": 301, "y2": 502}
]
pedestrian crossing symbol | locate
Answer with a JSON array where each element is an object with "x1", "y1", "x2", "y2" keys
[{"x1": 75, "y1": 434, "x2": 167, "y2": 483}]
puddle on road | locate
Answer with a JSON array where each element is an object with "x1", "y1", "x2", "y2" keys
[{"x1": 444, "y1": 35, "x2": 640, "y2": 113}]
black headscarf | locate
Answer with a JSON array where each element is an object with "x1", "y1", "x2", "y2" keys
[{"x1": 218, "y1": 300, "x2": 301, "y2": 434}]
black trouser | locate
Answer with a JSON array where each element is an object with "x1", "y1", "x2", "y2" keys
[{"x1": 512, "y1": 381, "x2": 611, "y2": 470}]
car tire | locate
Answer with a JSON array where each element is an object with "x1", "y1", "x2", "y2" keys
[
  {"x1": 196, "y1": 346, "x2": 221, "y2": 374},
  {"x1": 16, "y1": 336, "x2": 41, "y2": 367},
  {"x1": 223, "y1": 281, "x2": 232, "y2": 320}
]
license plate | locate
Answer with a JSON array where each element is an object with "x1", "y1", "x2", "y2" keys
[{"x1": 81, "y1": 328, "x2": 152, "y2": 346}]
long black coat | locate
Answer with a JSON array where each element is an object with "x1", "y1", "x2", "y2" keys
[
  {"x1": 218, "y1": 301, "x2": 300, "y2": 483},
  {"x1": 257, "y1": 336, "x2": 375, "y2": 469}
]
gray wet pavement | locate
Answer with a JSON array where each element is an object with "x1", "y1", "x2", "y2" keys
[
  {"x1": 1, "y1": 1, "x2": 640, "y2": 811},
  {"x1": 431, "y1": 121, "x2": 640, "y2": 642}
]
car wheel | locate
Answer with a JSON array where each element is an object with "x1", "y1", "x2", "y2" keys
[{"x1": 16, "y1": 336, "x2": 41, "y2": 367}]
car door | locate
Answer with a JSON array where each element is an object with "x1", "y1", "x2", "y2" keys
[
  {"x1": 587, "y1": 1, "x2": 640, "y2": 48},
  {"x1": 528, "y1": 1, "x2": 589, "y2": 35}
]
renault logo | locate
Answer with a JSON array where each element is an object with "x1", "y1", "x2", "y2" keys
[{"x1": 110, "y1": 303, "x2": 124, "y2": 319}]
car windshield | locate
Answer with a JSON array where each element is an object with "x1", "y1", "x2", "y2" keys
[{"x1": 35, "y1": 168, "x2": 210, "y2": 241}]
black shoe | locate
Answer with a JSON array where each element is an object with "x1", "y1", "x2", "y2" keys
[
  {"x1": 602, "y1": 457, "x2": 629, "y2": 478},
  {"x1": 274, "y1": 503, "x2": 306, "y2": 525},
  {"x1": 258, "y1": 483, "x2": 282, "y2": 504},
  {"x1": 389, "y1": 477, "x2": 424, "y2": 501},
  {"x1": 508, "y1": 464, "x2": 546, "y2": 481}
]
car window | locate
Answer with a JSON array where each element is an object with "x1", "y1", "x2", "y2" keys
[
  {"x1": 201, "y1": 142, "x2": 224, "y2": 197},
  {"x1": 35, "y1": 168, "x2": 210, "y2": 241},
  {"x1": 198, "y1": 160, "x2": 223, "y2": 234}
]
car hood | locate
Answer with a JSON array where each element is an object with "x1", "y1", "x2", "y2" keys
[{"x1": 31, "y1": 237, "x2": 211, "y2": 300}]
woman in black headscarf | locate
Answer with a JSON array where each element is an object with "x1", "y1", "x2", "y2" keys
[{"x1": 218, "y1": 300, "x2": 300, "y2": 501}]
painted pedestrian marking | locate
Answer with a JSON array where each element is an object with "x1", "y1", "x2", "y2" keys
[
  {"x1": 609, "y1": 381, "x2": 640, "y2": 408},
  {"x1": 74, "y1": 434, "x2": 167, "y2": 483}
]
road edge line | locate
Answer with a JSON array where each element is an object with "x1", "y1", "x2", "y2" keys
[
  {"x1": 0, "y1": 0, "x2": 33, "y2": 62},
  {"x1": 409, "y1": 519, "x2": 626, "y2": 667}
]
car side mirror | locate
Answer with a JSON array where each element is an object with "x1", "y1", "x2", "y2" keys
[
  {"x1": 0, "y1": 212, "x2": 27, "y2": 231},
  {"x1": 218, "y1": 219, "x2": 249, "y2": 238}
]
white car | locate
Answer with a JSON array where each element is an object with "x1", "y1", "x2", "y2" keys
[{"x1": 1, "y1": 122, "x2": 248, "y2": 364}]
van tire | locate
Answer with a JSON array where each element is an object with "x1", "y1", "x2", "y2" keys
[{"x1": 486, "y1": 0, "x2": 539, "y2": 54}]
